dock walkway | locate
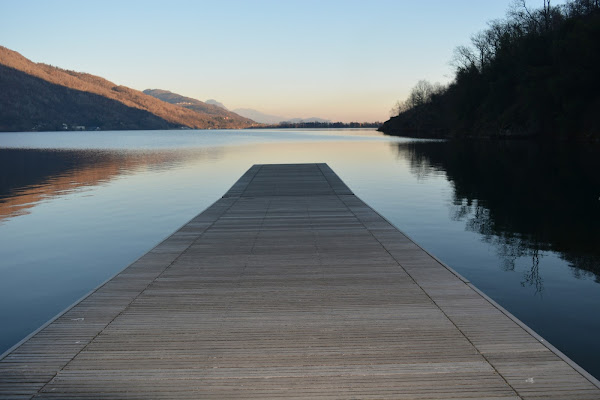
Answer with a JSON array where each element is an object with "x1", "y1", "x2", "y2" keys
[{"x1": 1, "y1": 163, "x2": 599, "y2": 399}]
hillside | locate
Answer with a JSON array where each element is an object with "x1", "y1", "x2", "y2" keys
[
  {"x1": 205, "y1": 99, "x2": 227, "y2": 109},
  {"x1": 143, "y1": 89, "x2": 255, "y2": 126},
  {"x1": 380, "y1": 0, "x2": 600, "y2": 140},
  {"x1": 0, "y1": 46, "x2": 256, "y2": 131}
]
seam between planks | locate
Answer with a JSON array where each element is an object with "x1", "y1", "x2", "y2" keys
[
  {"x1": 239, "y1": 164, "x2": 263, "y2": 198},
  {"x1": 336, "y1": 193, "x2": 524, "y2": 400},
  {"x1": 321, "y1": 165, "x2": 599, "y2": 390},
  {"x1": 0, "y1": 195, "x2": 232, "y2": 363},
  {"x1": 348, "y1": 191, "x2": 600, "y2": 391},
  {"x1": 30, "y1": 194, "x2": 241, "y2": 398},
  {"x1": 4, "y1": 163, "x2": 598, "y2": 398}
]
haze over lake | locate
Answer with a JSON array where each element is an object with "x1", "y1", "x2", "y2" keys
[{"x1": 0, "y1": 129, "x2": 598, "y2": 379}]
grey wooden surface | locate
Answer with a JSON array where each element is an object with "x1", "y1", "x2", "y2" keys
[{"x1": 1, "y1": 163, "x2": 598, "y2": 399}]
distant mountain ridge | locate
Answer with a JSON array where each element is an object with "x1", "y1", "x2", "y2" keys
[
  {"x1": 285, "y1": 117, "x2": 331, "y2": 123},
  {"x1": 0, "y1": 46, "x2": 257, "y2": 131},
  {"x1": 231, "y1": 107, "x2": 331, "y2": 125},
  {"x1": 231, "y1": 108, "x2": 286, "y2": 124},
  {"x1": 143, "y1": 90, "x2": 254, "y2": 126}
]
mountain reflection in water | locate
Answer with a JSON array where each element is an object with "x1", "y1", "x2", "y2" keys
[
  {"x1": 0, "y1": 148, "x2": 220, "y2": 224},
  {"x1": 396, "y1": 140, "x2": 600, "y2": 290}
]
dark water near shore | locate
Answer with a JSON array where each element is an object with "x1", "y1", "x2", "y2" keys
[{"x1": 0, "y1": 129, "x2": 598, "y2": 379}]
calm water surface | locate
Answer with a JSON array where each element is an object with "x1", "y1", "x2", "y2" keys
[{"x1": 1, "y1": 129, "x2": 599, "y2": 378}]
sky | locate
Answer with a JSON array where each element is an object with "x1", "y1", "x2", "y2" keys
[{"x1": 0, "y1": 0, "x2": 564, "y2": 122}]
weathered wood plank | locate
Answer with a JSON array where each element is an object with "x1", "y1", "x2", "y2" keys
[{"x1": 1, "y1": 163, "x2": 598, "y2": 399}]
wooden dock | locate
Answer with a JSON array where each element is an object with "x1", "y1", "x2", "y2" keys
[{"x1": 1, "y1": 163, "x2": 599, "y2": 399}]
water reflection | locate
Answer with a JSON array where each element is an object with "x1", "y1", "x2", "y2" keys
[
  {"x1": 395, "y1": 140, "x2": 600, "y2": 290},
  {"x1": 1, "y1": 132, "x2": 599, "y2": 380},
  {"x1": 0, "y1": 145, "x2": 233, "y2": 356},
  {"x1": 0, "y1": 148, "x2": 222, "y2": 224}
]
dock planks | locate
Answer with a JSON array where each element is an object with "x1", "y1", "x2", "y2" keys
[{"x1": 1, "y1": 163, "x2": 599, "y2": 399}]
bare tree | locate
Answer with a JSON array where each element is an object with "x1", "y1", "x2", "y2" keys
[
  {"x1": 509, "y1": 0, "x2": 540, "y2": 33},
  {"x1": 406, "y1": 80, "x2": 446, "y2": 109},
  {"x1": 452, "y1": 28, "x2": 498, "y2": 73},
  {"x1": 390, "y1": 80, "x2": 446, "y2": 115},
  {"x1": 390, "y1": 100, "x2": 407, "y2": 117},
  {"x1": 486, "y1": 19, "x2": 512, "y2": 54},
  {"x1": 451, "y1": 45, "x2": 477, "y2": 72},
  {"x1": 471, "y1": 31, "x2": 495, "y2": 70},
  {"x1": 564, "y1": 0, "x2": 599, "y2": 17},
  {"x1": 510, "y1": 0, "x2": 563, "y2": 33}
]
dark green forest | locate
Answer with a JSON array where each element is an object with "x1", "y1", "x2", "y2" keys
[{"x1": 380, "y1": 0, "x2": 600, "y2": 140}]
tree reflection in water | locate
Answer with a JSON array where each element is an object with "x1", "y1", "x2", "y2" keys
[{"x1": 396, "y1": 140, "x2": 600, "y2": 291}]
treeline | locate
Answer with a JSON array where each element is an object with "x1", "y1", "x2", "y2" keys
[
  {"x1": 253, "y1": 121, "x2": 382, "y2": 129},
  {"x1": 380, "y1": 0, "x2": 600, "y2": 140}
]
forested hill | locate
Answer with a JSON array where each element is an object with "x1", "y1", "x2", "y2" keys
[
  {"x1": 0, "y1": 46, "x2": 257, "y2": 131},
  {"x1": 380, "y1": 0, "x2": 600, "y2": 140}
]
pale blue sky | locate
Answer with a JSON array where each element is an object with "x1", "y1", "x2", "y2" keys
[{"x1": 0, "y1": 0, "x2": 561, "y2": 122}]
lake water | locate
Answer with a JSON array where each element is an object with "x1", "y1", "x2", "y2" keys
[{"x1": 1, "y1": 129, "x2": 599, "y2": 379}]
